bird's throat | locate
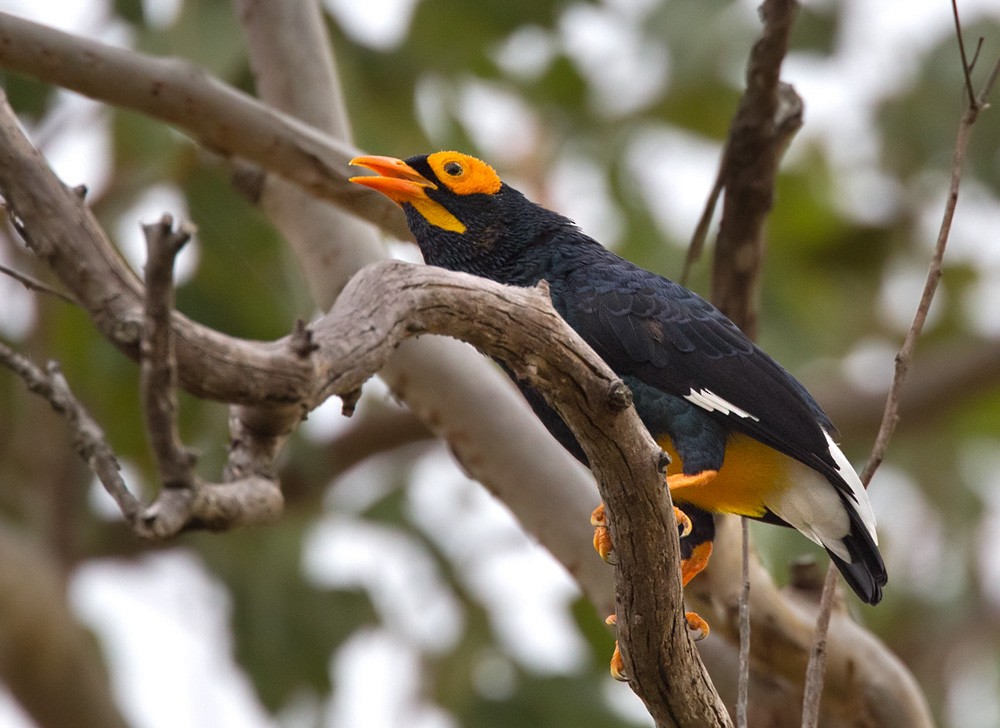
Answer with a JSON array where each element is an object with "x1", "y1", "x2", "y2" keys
[{"x1": 405, "y1": 198, "x2": 466, "y2": 234}]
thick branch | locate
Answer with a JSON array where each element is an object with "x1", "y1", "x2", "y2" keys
[
  {"x1": 311, "y1": 262, "x2": 730, "y2": 727},
  {"x1": 0, "y1": 11, "x2": 410, "y2": 241},
  {"x1": 0, "y1": 88, "x2": 315, "y2": 405},
  {"x1": 0, "y1": 77, "x2": 613, "y2": 613},
  {"x1": 231, "y1": 0, "x2": 385, "y2": 306},
  {"x1": 712, "y1": 0, "x2": 802, "y2": 338}
]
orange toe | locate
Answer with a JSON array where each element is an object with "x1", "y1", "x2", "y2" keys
[
  {"x1": 610, "y1": 640, "x2": 627, "y2": 681},
  {"x1": 674, "y1": 506, "x2": 692, "y2": 537},
  {"x1": 685, "y1": 611, "x2": 710, "y2": 641},
  {"x1": 591, "y1": 503, "x2": 614, "y2": 562}
]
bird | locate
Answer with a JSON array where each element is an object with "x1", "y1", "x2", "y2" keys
[{"x1": 349, "y1": 150, "x2": 886, "y2": 676}]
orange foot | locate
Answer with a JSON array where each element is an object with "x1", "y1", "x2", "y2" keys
[
  {"x1": 605, "y1": 610, "x2": 709, "y2": 681},
  {"x1": 686, "y1": 610, "x2": 710, "y2": 641},
  {"x1": 591, "y1": 503, "x2": 614, "y2": 563},
  {"x1": 606, "y1": 615, "x2": 628, "y2": 681},
  {"x1": 591, "y1": 502, "x2": 693, "y2": 562}
]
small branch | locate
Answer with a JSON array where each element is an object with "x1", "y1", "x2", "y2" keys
[
  {"x1": 0, "y1": 262, "x2": 77, "y2": 304},
  {"x1": 680, "y1": 163, "x2": 724, "y2": 286},
  {"x1": 951, "y1": 0, "x2": 978, "y2": 108},
  {"x1": 800, "y1": 565, "x2": 838, "y2": 727},
  {"x1": 0, "y1": 341, "x2": 142, "y2": 521},
  {"x1": 711, "y1": 0, "x2": 803, "y2": 337},
  {"x1": 801, "y1": 29, "x2": 1000, "y2": 728},
  {"x1": 140, "y1": 214, "x2": 198, "y2": 489},
  {"x1": 861, "y1": 54, "x2": 1000, "y2": 488},
  {"x1": 736, "y1": 517, "x2": 750, "y2": 728}
]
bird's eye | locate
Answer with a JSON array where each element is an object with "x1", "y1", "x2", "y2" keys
[{"x1": 443, "y1": 161, "x2": 464, "y2": 176}]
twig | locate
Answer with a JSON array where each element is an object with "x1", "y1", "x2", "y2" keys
[
  {"x1": 801, "y1": 17, "x2": 1000, "y2": 727},
  {"x1": 952, "y1": 0, "x2": 978, "y2": 106},
  {"x1": 0, "y1": 262, "x2": 77, "y2": 304},
  {"x1": 861, "y1": 48, "x2": 1000, "y2": 489},
  {"x1": 799, "y1": 565, "x2": 839, "y2": 725},
  {"x1": 680, "y1": 163, "x2": 724, "y2": 286},
  {"x1": 736, "y1": 517, "x2": 751, "y2": 728},
  {"x1": 140, "y1": 214, "x2": 198, "y2": 489},
  {"x1": 0, "y1": 341, "x2": 142, "y2": 520}
]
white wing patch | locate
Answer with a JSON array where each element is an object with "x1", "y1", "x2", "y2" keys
[
  {"x1": 824, "y1": 430, "x2": 878, "y2": 543},
  {"x1": 684, "y1": 388, "x2": 760, "y2": 422}
]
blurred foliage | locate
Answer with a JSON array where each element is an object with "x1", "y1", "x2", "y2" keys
[{"x1": 2, "y1": 0, "x2": 1000, "y2": 726}]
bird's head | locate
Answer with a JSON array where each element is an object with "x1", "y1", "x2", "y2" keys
[{"x1": 350, "y1": 151, "x2": 568, "y2": 283}]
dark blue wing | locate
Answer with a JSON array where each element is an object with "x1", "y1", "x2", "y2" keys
[{"x1": 546, "y1": 243, "x2": 843, "y2": 485}]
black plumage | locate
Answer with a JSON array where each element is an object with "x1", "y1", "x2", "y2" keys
[{"x1": 352, "y1": 151, "x2": 887, "y2": 605}]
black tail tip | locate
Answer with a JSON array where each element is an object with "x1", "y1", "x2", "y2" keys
[{"x1": 827, "y1": 548, "x2": 887, "y2": 605}]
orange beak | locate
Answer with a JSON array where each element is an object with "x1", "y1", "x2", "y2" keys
[{"x1": 349, "y1": 155, "x2": 436, "y2": 206}]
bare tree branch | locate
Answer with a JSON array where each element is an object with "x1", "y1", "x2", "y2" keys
[
  {"x1": 0, "y1": 341, "x2": 142, "y2": 521},
  {"x1": 140, "y1": 215, "x2": 198, "y2": 490},
  {"x1": 0, "y1": 10, "x2": 940, "y2": 725},
  {"x1": 0, "y1": 11, "x2": 410, "y2": 241},
  {"x1": 0, "y1": 262, "x2": 77, "y2": 304},
  {"x1": 230, "y1": 0, "x2": 385, "y2": 306},
  {"x1": 703, "y1": 2, "x2": 802, "y2": 722},
  {"x1": 711, "y1": 0, "x2": 803, "y2": 340},
  {"x1": 802, "y1": 16, "x2": 1000, "y2": 726}
]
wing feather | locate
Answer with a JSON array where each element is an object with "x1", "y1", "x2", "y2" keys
[{"x1": 551, "y1": 248, "x2": 845, "y2": 489}]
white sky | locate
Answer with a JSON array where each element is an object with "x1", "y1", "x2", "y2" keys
[{"x1": 2, "y1": 1, "x2": 1000, "y2": 727}]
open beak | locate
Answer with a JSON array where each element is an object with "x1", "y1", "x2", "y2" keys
[{"x1": 349, "y1": 155, "x2": 436, "y2": 205}]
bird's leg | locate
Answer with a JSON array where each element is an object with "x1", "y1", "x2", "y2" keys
[
  {"x1": 605, "y1": 615, "x2": 627, "y2": 681},
  {"x1": 591, "y1": 502, "x2": 692, "y2": 563},
  {"x1": 595, "y1": 494, "x2": 711, "y2": 681},
  {"x1": 680, "y1": 540, "x2": 713, "y2": 640}
]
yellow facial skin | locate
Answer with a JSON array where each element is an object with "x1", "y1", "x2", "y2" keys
[{"x1": 349, "y1": 152, "x2": 503, "y2": 234}]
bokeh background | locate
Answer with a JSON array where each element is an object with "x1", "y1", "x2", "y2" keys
[{"x1": 2, "y1": 0, "x2": 1000, "y2": 726}]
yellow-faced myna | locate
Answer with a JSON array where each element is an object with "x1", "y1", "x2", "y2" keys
[{"x1": 350, "y1": 151, "x2": 886, "y2": 669}]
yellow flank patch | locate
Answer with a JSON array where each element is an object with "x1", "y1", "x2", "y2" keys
[
  {"x1": 427, "y1": 151, "x2": 503, "y2": 196},
  {"x1": 409, "y1": 195, "x2": 467, "y2": 234},
  {"x1": 659, "y1": 433, "x2": 789, "y2": 518}
]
